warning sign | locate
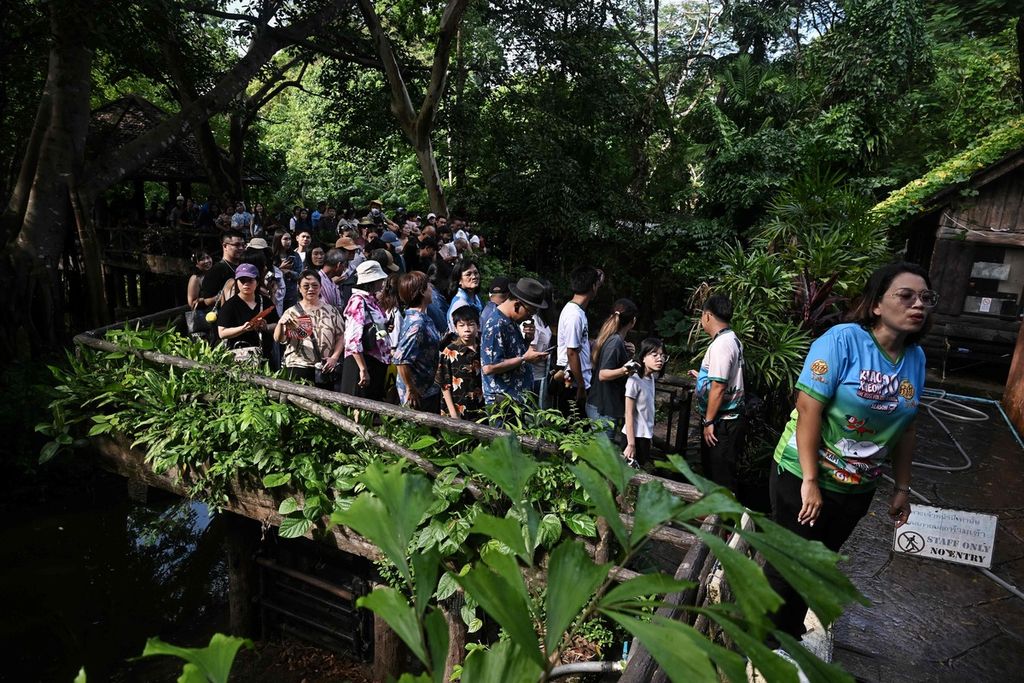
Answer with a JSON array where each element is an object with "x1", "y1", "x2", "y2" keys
[{"x1": 893, "y1": 505, "x2": 998, "y2": 568}]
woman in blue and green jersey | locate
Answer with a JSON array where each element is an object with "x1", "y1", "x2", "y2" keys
[{"x1": 765, "y1": 262, "x2": 936, "y2": 641}]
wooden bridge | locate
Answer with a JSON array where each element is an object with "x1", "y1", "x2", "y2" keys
[{"x1": 73, "y1": 306, "x2": 738, "y2": 681}]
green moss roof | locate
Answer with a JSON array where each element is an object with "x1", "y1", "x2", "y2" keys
[{"x1": 871, "y1": 116, "x2": 1024, "y2": 230}]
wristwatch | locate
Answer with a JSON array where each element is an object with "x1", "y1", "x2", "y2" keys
[{"x1": 701, "y1": 417, "x2": 718, "y2": 427}]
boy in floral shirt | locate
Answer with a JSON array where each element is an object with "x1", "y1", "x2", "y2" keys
[{"x1": 436, "y1": 305, "x2": 484, "y2": 420}]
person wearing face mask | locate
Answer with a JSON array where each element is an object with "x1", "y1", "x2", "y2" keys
[{"x1": 763, "y1": 262, "x2": 932, "y2": 650}]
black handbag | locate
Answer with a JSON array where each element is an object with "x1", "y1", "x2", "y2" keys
[{"x1": 294, "y1": 303, "x2": 338, "y2": 385}]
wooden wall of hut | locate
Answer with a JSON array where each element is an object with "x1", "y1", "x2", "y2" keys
[{"x1": 934, "y1": 163, "x2": 1024, "y2": 246}]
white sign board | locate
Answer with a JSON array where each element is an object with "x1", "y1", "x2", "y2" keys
[
  {"x1": 892, "y1": 505, "x2": 997, "y2": 568},
  {"x1": 979, "y1": 297, "x2": 993, "y2": 313}
]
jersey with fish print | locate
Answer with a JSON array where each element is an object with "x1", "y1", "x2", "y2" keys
[{"x1": 773, "y1": 323, "x2": 925, "y2": 493}]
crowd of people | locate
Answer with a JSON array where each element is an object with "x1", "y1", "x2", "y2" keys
[
  {"x1": 184, "y1": 200, "x2": 677, "y2": 466},
  {"x1": 183, "y1": 200, "x2": 937, "y2": 653}
]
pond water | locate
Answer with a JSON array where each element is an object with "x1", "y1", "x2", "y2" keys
[{"x1": 0, "y1": 460, "x2": 229, "y2": 682}]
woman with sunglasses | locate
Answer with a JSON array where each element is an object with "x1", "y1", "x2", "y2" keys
[
  {"x1": 274, "y1": 270, "x2": 345, "y2": 388},
  {"x1": 765, "y1": 262, "x2": 935, "y2": 646}
]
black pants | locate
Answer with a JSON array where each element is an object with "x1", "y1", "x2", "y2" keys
[
  {"x1": 339, "y1": 355, "x2": 387, "y2": 401},
  {"x1": 764, "y1": 467, "x2": 875, "y2": 638},
  {"x1": 700, "y1": 416, "x2": 747, "y2": 492}
]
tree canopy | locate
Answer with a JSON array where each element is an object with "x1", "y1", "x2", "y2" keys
[{"x1": 0, "y1": 0, "x2": 1021, "y2": 354}]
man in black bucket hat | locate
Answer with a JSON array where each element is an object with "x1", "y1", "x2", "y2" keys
[{"x1": 481, "y1": 278, "x2": 551, "y2": 407}]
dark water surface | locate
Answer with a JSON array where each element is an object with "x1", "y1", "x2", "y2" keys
[{"x1": 0, "y1": 460, "x2": 229, "y2": 682}]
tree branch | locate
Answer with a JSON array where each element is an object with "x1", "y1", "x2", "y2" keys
[
  {"x1": 356, "y1": 0, "x2": 416, "y2": 138},
  {"x1": 415, "y1": 0, "x2": 470, "y2": 141},
  {"x1": 82, "y1": 0, "x2": 350, "y2": 196}
]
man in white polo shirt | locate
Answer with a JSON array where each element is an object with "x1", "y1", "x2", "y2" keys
[{"x1": 692, "y1": 294, "x2": 746, "y2": 492}]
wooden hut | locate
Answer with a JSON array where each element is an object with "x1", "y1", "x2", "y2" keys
[{"x1": 882, "y1": 117, "x2": 1024, "y2": 432}]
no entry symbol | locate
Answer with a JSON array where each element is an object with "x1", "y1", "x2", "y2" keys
[{"x1": 897, "y1": 530, "x2": 925, "y2": 554}]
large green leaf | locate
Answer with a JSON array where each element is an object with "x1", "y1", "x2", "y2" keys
[
  {"x1": 332, "y1": 466, "x2": 436, "y2": 587},
  {"x1": 700, "y1": 608, "x2": 799, "y2": 683},
  {"x1": 459, "y1": 437, "x2": 538, "y2": 503},
  {"x1": 360, "y1": 463, "x2": 434, "y2": 547},
  {"x1": 569, "y1": 462, "x2": 628, "y2": 547},
  {"x1": 454, "y1": 564, "x2": 545, "y2": 668},
  {"x1": 412, "y1": 549, "x2": 442, "y2": 619},
  {"x1": 277, "y1": 515, "x2": 313, "y2": 539},
  {"x1": 689, "y1": 527, "x2": 782, "y2": 624},
  {"x1": 544, "y1": 541, "x2": 610, "y2": 653},
  {"x1": 137, "y1": 633, "x2": 254, "y2": 683},
  {"x1": 480, "y1": 545, "x2": 530, "y2": 605},
  {"x1": 357, "y1": 587, "x2": 428, "y2": 667},
  {"x1": 470, "y1": 513, "x2": 531, "y2": 565},
  {"x1": 262, "y1": 472, "x2": 291, "y2": 488},
  {"x1": 332, "y1": 494, "x2": 414, "y2": 585},
  {"x1": 599, "y1": 574, "x2": 695, "y2": 610},
  {"x1": 604, "y1": 612, "x2": 719, "y2": 683},
  {"x1": 574, "y1": 436, "x2": 632, "y2": 493},
  {"x1": 738, "y1": 517, "x2": 867, "y2": 625},
  {"x1": 424, "y1": 608, "x2": 450, "y2": 683},
  {"x1": 460, "y1": 639, "x2": 544, "y2": 683},
  {"x1": 630, "y1": 482, "x2": 681, "y2": 546}
]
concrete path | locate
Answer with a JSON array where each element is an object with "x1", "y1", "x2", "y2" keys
[{"x1": 832, "y1": 401, "x2": 1024, "y2": 682}]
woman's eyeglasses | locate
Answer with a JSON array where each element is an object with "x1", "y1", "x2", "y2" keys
[
  {"x1": 300, "y1": 283, "x2": 321, "y2": 291},
  {"x1": 890, "y1": 288, "x2": 939, "y2": 308}
]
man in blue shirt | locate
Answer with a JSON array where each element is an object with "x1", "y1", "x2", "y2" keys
[{"x1": 481, "y1": 278, "x2": 550, "y2": 406}]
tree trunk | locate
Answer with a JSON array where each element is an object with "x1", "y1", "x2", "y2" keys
[
  {"x1": 1, "y1": 51, "x2": 55, "y2": 246},
  {"x1": 415, "y1": 136, "x2": 448, "y2": 217},
  {"x1": 2, "y1": 3, "x2": 93, "y2": 354}
]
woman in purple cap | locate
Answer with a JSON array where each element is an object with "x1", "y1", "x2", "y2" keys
[{"x1": 217, "y1": 262, "x2": 279, "y2": 364}]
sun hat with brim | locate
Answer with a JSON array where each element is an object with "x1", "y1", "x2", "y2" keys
[
  {"x1": 358, "y1": 216, "x2": 375, "y2": 227},
  {"x1": 356, "y1": 260, "x2": 388, "y2": 285},
  {"x1": 335, "y1": 236, "x2": 359, "y2": 251},
  {"x1": 247, "y1": 237, "x2": 269, "y2": 250},
  {"x1": 371, "y1": 248, "x2": 400, "y2": 273},
  {"x1": 234, "y1": 263, "x2": 260, "y2": 280},
  {"x1": 508, "y1": 277, "x2": 548, "y2": 310}
]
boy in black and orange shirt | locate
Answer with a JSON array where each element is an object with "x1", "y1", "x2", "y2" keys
[{"x1": 436, "y1": 305, "x2": 484, "y2": 420}]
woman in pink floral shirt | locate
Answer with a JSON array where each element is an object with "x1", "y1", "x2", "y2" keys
[{"x1": 340, "y1": 260, "x2": 392, "y2": 400}]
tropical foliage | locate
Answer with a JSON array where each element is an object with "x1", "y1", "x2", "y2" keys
[{"x1": 44, "y1": 327, "x2": 866, "y2": 682}]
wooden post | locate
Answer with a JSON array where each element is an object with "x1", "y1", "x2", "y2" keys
[
  {"x1": 373, "y1": 588, "x2": 405, "y2": 681},
  {"x1": 224, "y1": 513, "x2": 261, "y2": 637}
]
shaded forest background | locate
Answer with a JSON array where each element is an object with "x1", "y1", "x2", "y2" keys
[{"x1": 0, "y1": 0, "x2": 1021, "y2": 375}]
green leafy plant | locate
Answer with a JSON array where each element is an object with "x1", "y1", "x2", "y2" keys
[
  {"x1": 134, "y1": 633, "x2": 253, "y2": 683},
  {"x1": 338, "y1": 437, "x2": 863, "y2": 682}
]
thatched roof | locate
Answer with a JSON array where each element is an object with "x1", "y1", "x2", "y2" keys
[{"x1": 89, "y1": 95, "x2": 211, "y2": 182}]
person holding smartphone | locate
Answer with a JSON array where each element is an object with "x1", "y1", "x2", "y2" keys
[
  {"x1": 588, "y1": 299, "x2": 640, "y2": 439},
  {"x1": 481, "y1": 278, "x2": 550, "y2": 409}
]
